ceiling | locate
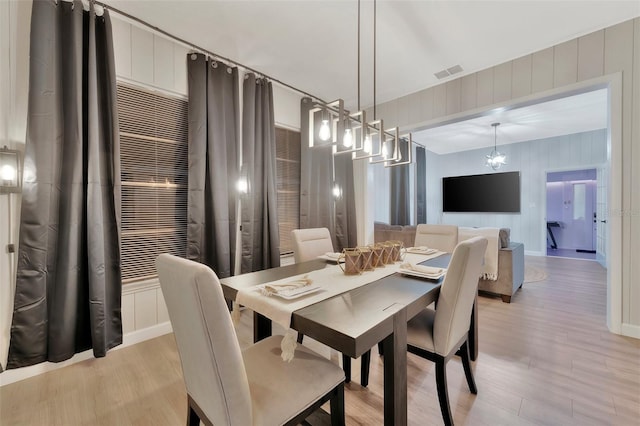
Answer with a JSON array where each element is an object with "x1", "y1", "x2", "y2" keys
[
  {"x1": 412, "y1": 88, "x2": 609, "y2": 154},
  {"x1": 103, "y1": 1, "x2": 636, "y2": 153}
]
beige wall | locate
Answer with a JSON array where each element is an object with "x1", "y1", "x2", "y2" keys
[{"x1": 369, "y1": 18, "x2": 640, "y2": 333}]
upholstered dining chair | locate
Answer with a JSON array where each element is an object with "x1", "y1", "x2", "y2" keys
[
  {"x1": 290, "y1": 227, "x2": 372, "y2": 387},
  {"x1": 414, "y1": 224, "x2": 459, "y2": 253},
  {"x1": 291, "y1": 227, "x2": 335, "y2": 263},
  {"x1": 406, "y1": 236, "x2": 487, "y2": 426},
  {"x1": 156, "y1": 254, "x2": 345, "y2": 426}
]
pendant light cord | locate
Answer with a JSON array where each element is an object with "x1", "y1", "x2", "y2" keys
[{"x1": 373, "y1": 0, "x2": 377, "y2": 120}]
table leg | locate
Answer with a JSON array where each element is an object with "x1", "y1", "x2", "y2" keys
[
  {"x1": 382, "y1": 309, "x2": 407, "y2": 426},
  {"x1": 254, "y1": 312, "x2": 272, "y2": 343},
  {"x1": 469, "y1": 295, "x2": 478, "y2": 361}
]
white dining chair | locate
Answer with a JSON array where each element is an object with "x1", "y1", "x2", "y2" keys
[
  {"x1": 414, "y1": 224, "x2": 459, "y2": 252},
  {"x1": 290, "y1": 227, "x2": 372, "y2": 387},
  {"x1": 291, "y1": 227, "x2": 335, "y2": 263},
  {"x1": 156, "y1": 254, "x2": 345, "y2": 426},
  {"x1": 406, "y1": 236, "x2": 487, "y2": 426}
]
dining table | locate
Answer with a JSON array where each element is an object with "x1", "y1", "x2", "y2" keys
[{"x1": 220, "y1": 252, "x2": 477, "y2": 426}]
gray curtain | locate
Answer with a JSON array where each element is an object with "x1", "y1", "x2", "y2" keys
[
  {"x1": 8, "y1": 0, "x2": 122, "y2": 368},
  {"x1": 300, "y1": 97, "x2": 357, "y2": 250},
  {"x1": 186, "y1": 54, "x2": 238, "y2": 278},
  {"x1": 240, "y1": 75, "x2": 280, "y2": 272},
  {"x1": 416, "y1": 146, "x2": 427, "y2": 224},
  {"x1": 390, "y1": 139, "x2": 411, "y2": 225}
]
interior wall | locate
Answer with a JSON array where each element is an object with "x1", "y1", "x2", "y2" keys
[
  {"x1": 364, "y1": 18, "x2": 639, "y2": 335},
  {"x1": 0, "y1": 0, "x2": 31, "y2": 372},
  {"x1": 424, "y1": 130, "x2": 606, "y2": 255}
]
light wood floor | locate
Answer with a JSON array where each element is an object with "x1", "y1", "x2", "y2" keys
[{"x1": 1, "y1": 256, "x2": 639, "y2": 425}]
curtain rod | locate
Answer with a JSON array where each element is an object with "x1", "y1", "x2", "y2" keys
[{"x1": 94, "y1": 1, "x2": 328, "y2": 104}]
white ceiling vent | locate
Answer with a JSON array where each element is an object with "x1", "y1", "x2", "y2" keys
[{"x1": 434, "y1": 64, "x2": 464, "y2": 79}]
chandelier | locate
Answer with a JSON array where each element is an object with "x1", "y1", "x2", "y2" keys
[
  {"x1": 308, "y1": 0, "x2": 412, "y2": 168},
  {"x1": 485, "y1": 122, "x2": 507, "y2": 170}
]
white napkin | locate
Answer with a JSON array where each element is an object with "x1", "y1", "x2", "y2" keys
[
  {"x1": 260, "y1": 276, "x2": 313, "y2": 296},
  {"x1": 323, "y1": 252, "x2": 342, "y2": 260},
  {"x1": 399, "y1": 262, "x2": 445, "y2": 276},
  {"x1": 406, "y1": 246, "x2": 437, "y2": 254}
]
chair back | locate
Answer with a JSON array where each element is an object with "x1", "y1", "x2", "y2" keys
[
  {"x1": 433, "y1": 236, "x2": 487, "y2": 356},
  {"x1": 156, "y1": 254, "x2": 252, "y2": 426},
  {"x1": 291, "y1": 227, "x2": 334, "y2": 263},
  {"x1": 414, "y1": 224, "x2": 459, "y2": 252}
]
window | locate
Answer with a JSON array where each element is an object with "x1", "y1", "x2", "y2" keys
[
  {"x1": 117, "y1": 83, "x2": 188, "y2": 283},
  {"x1": 275, "y1": 127, "x2": 301, "y2": 254}
]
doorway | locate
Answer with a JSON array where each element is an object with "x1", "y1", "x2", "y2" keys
[{"x1": 546, "y1": 169, "x2": 597, "y2": 260}]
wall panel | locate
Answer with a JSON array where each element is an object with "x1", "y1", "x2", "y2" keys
[
  {"x1": 445, "y1": 79, "x2": 461, "y2": 115},
  {"x1": 460, "y1": 74, "x2": 477, "y2": 111},
  {"x1": 578, "y1": 30, "x2": 605, "y2": 81},
  {"x1": 531, "y1": 47, "x2": 554, "y2": 92},
  {"x1": 553, "y1": 39, "x2": 578, "y2": 88},
  {"x1": 604, "y1": 20, "x2": 634, "y2": 324},
  {"x1": 493, "y1": 62, "x2": 512, "y2": 103},
  {"x1": 511, "y1": 55, "x2": 532, "y2": 99},
  {"x1": 131, "y1": 25, "x2": 154, "y2": 85},
  {"x1": 476, "y1": 68, "x2": 494, "y2": 107}
]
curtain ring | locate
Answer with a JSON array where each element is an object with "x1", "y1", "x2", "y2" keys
[
  {"x1": 227, "y1": 67, "x2": 232, "y2": 74},
  {"x1": 190, "y1": 53, "x2": 198, "y2": 61},
  {"x1": 211, "y1": 61, "x2": 218, "y2": 68}
]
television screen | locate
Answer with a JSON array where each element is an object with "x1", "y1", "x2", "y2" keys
[{"x1": 442, "y1": 171, "x2": 520, "y2": 213}]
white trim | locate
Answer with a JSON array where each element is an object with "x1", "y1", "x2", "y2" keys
[
  {"x1": 0, "y1": 321, "x2": 172, "y2": 387},
  {"x1": 403, "y1": 72, "x2": 625, "y2": 338},
  {"x1": 620, "y1": 323, "x2": 640, "y2": 340},
  {"x1": 275, "y1": 121, "x2": 300, "y2": 132},
  {"x1": 122, "y1": 277, "x2": 160, "y2": 295},
  {"x1": 116, "y1": 76, "x2": 188, "y2": 100},
  {"x1": 525, "y1": 250, "x2": 545, "y2": 257}
]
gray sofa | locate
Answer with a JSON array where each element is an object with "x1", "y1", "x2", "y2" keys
[{"x1": 373, "y1": 222, "x2": 525, "y2": 303}]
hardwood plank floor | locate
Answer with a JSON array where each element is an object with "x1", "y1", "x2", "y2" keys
[{"x1": 1, "y1": 256, "x2": 639, "y2": 425}]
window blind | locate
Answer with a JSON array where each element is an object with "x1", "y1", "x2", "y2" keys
[
  {"x1": 117, "y1": 83, "x2": 188, "y2": 283},
  {"x1": 275, "y1": 127, "x2": 301, "y2": 254}
]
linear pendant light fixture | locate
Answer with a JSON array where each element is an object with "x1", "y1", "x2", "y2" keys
[
  {"x1": 485, "y1": 122, "x2": 507, "y2": 170},
  {"x1": 308, "y1": 0, "x2": 412, "y2": 168}
]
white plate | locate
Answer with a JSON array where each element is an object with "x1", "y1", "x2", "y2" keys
[
  {"x1": 405, "y1": 247, "x2": 439, "y2": 255},
  {"x1": 270, "y1": 285, "x2": 322, "y2": 300},
  {"x1": 398, "y1": 268, "x2": 446, "y2": 280},
  {"x1": 318, "y1": 253, "x2": 345, "y2": 263}
]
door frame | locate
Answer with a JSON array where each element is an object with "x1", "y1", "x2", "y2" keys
[{"x1": 542, "y1": 166, "x2": 603, "y2": 258}]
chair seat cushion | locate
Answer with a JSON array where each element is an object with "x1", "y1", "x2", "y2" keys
[
  {"x1": 407, "y1": 308, "x2": 436, "y2": 352},
  {"x1": 243, "y1": 335, "x2": 344, "y2": 426}
]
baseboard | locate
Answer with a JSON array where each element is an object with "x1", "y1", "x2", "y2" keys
[
  {"x1": 0, "y1": 321, "x2": 172, "y2": 387},
  {"x1": 620, "y1": 323, "x2": 640, "y2": 340},
  {"x1": 525, "y1": 250, "x2": 545, "y2": 256}
]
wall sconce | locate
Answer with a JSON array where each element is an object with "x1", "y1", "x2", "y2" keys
[{"x1": 0, "y1": 146, "x2": 22, "y2": 194}]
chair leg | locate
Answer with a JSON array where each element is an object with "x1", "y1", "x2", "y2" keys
[
  {"x1": 460, "y1": 340, "x2": 477, "y2": 394},
  {"x1": 435, "y1": 358, "x2": 454, "y2": 426},
  {"x1": 360, "y1": 349, "x2": 371, "y2": 387},
  {"x1": 377, "y1": 341, "x2": 384, "y2": 356},
  {"x1": 297, "y1": 332, "x2": 304, "y2": 344},
  {"x1": 187, "y1": 402, "x2": 200, "y2": 426},
  {"x1": 342, "y1": 354, "x2": 351, "y2": 383},
  {"x1": 330, "y1": 383, "x2": 345, "y2": 426}
]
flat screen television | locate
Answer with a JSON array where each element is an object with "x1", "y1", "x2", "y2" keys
[{"x1": 442, "y1": 171, "x2": 520, "y2": 213}]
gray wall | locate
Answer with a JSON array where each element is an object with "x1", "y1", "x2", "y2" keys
[
  {"x1": 366, "y1": 17, "x2": 640, "y2": 333},
  {"x1": 424, "y1": 129, "x2": 607, "y2": 254}
]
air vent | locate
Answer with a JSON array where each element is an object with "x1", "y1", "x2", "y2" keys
[{"x1": 434, "y1": 64, "x2": 464, "y2": 80}]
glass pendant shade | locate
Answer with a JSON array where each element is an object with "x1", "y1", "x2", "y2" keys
[
  {"x1": 363, "y1": 134, "x2": 372, "y2": 153},
  {"x1": 319, "y1": 119, "x2": 331, "y2": 141},
  {"x1": 343, "y1": 128, "x2": 353, "y2": 147},
  {"x1": 486, "y1": 122, "x2": 506, "y2": 170},
  {"x1": 381, "y1": 141, "x2": 388, "y2": 159}
]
